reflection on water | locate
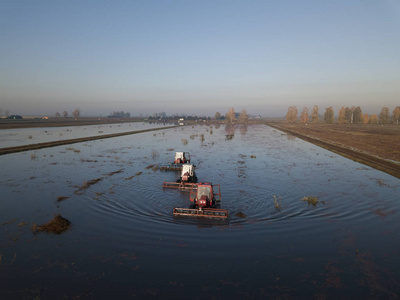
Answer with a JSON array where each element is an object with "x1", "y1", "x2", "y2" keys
[
  {"x1": 0, "y1": 124, "x2": 399, "y2": 299},
  {"x1": 239, "y1": 124, "x2": 247, "y2": 136}
]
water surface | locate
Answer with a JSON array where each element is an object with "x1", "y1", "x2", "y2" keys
[{"x1": 1, "y1": 124, "x2": 399, "y2": 299}]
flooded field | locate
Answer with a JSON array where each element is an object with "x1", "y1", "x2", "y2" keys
[
  {"x1": 0, "y1": 121, "x2": 165, "y2": 148},
  {"x1": 1, "y1": 124, "x2": 399, "y2": 299}
]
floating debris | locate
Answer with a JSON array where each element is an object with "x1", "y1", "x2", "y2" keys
[
  {"x1": 56, "y1": 196, "x2": 69, "y2": 202},
  {"x1": 32, "y1": 214, "x2": 71, "y2": 234},
  {"x1": 235, "y1": 211, "x2": 247, "y2": 218},
  {"x1": 106, "y1": 169, "x2": 124, "y2": 176}
]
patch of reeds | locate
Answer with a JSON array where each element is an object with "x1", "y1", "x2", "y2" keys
[
  {"x1": 190, "y1": 134, "x2": 198, "y2": 140},
  {"x1": 301, "y1": 196, "x2": 321, "y2": 206},
  {"x1": 30, "y1": 152, "x2": 37, "y2": 160},
  {"x1": 200, "y1": 134, "x2": 205, "y2": 143},
  {"x1": 182, "y1": 138, "x2": 188, "y2": 145},
  {"x1": 32, "y1": 214, "x2": 71, "y2": 234},
  {"x1": 273, "y1": 195, "x2": 282, "y2": 211},
  {"x1": 73, "y1": 149, "x2": 80, "y2": 153}
]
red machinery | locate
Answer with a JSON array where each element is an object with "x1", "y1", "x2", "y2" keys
[
  {"x1": 162, "y1": 164, "x2": 197, "y2": 191},
  {"x1": 173, "y1": 182, "x2": 229, "y2": 219}
]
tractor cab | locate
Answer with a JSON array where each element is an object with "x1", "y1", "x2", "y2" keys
[
  {"x1": 174, "y1": 152, "x2": 190, "y2": 164},
  {"x1": 190, "y1": 182, "x2": 221, "y2": 208},
  {"x1": 179, "y1": 164, "x2": 196, "y2": 183}
]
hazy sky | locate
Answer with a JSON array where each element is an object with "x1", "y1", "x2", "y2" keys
[{"x1": 1, "y1": 0, "x2": 399, "y2": 117}]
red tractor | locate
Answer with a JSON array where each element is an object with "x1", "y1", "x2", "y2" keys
[
  {"x1": 173, "y1": 182, "x2": 228, "y2": 219},
  {"x1": 190, "y1": 182, "x2": 220, "y2": 208}
]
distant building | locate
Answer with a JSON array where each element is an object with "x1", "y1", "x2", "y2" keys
[{"x1": 7, "y1": 115, "x2": 23, "y2": 119}]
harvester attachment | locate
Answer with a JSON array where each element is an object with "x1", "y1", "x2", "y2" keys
[
  {"x1": 159, "y1": 163, "x2": 184, "y2": 171},
  {"x1": 173, "y1": 207, "x2": 229, "y2": 219},
  {"x1": 162, "y1": 182, "x2": 197, "y2": 192}
]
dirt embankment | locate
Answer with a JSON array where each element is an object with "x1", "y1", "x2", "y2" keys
[{"x1": 266, "y1": 122, "x2": 400, "y2": 179}]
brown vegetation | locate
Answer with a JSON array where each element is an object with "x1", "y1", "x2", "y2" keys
[{"x1": 32, "y1": 214, "x2": 71, "y2": 234}]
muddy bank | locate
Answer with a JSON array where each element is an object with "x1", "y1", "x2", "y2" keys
[
  {"x1": 0, "y1": 125, "x2": 177, "y2": 156},
  {"x1": 266, "y1": 122, "x2": 400, "y2": 179}
]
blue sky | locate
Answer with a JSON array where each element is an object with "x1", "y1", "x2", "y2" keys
[{"x1": 1, "y1": 0, "x2": 399, "y2": 117}]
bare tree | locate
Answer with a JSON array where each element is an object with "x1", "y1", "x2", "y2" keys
[
  {"x1": 225, "y1": 107, "x2": 236, "y2": 123},
  {"x1": 362, "y1": 113, "x2": 369, "y2": 124},
  {"x1": 353, "y1": 106, "x2": 362, "y2": 124},
  {"x1": 392, "y1": 106, "x2": 400, "y2": 124},
  {"x1": 285, "y1": 106, "x2": 298, "y2": 123},
  {"x1": 63, "y1": 111, "x2": 68, "y2": 118},
  {"x1": 215, "y1": 112, "x2": 221, "y2": 120},
  {"x1": 338, "y1": 106, "x2": 346, "y2": 124},
  {"x1": 55, "y1": 112, "x2": 61, "y2": 117},
  {"x1": 300, "y1": 107, "x2": 309, "y2": 124},
  {"x1": 323, "y1": 107, "x2": 334, "y2": 124},
  {"x1": 72, "y1": 108, "x2": 80, "y2": 119},
  {"x1": 379, "y1": 107, "x2": 390, "y2": 124},
  {"x1": 238, "y1": 109, "x2": 248, "y2": 124},
  {"x1": 369, "y1": 114, "x2": 378, "y2": 124},
  {"x1": 311, "y1": 106, "x2": 319, "y2": 123}
]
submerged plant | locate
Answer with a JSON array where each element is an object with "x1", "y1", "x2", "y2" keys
[
  {"x1": 273, "y1": 195, "x2": 282, "y2": 211},
  {"x1": 301, "y1": 196, "x2": 319, "y2": 206},
  {"x1": 30, "y1": 152, "x2": 37, "y2": 160}
]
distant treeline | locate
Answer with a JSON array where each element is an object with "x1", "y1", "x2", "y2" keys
[{"x1": 286, "y1": 105, "x2": 400, "y2": 125}]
